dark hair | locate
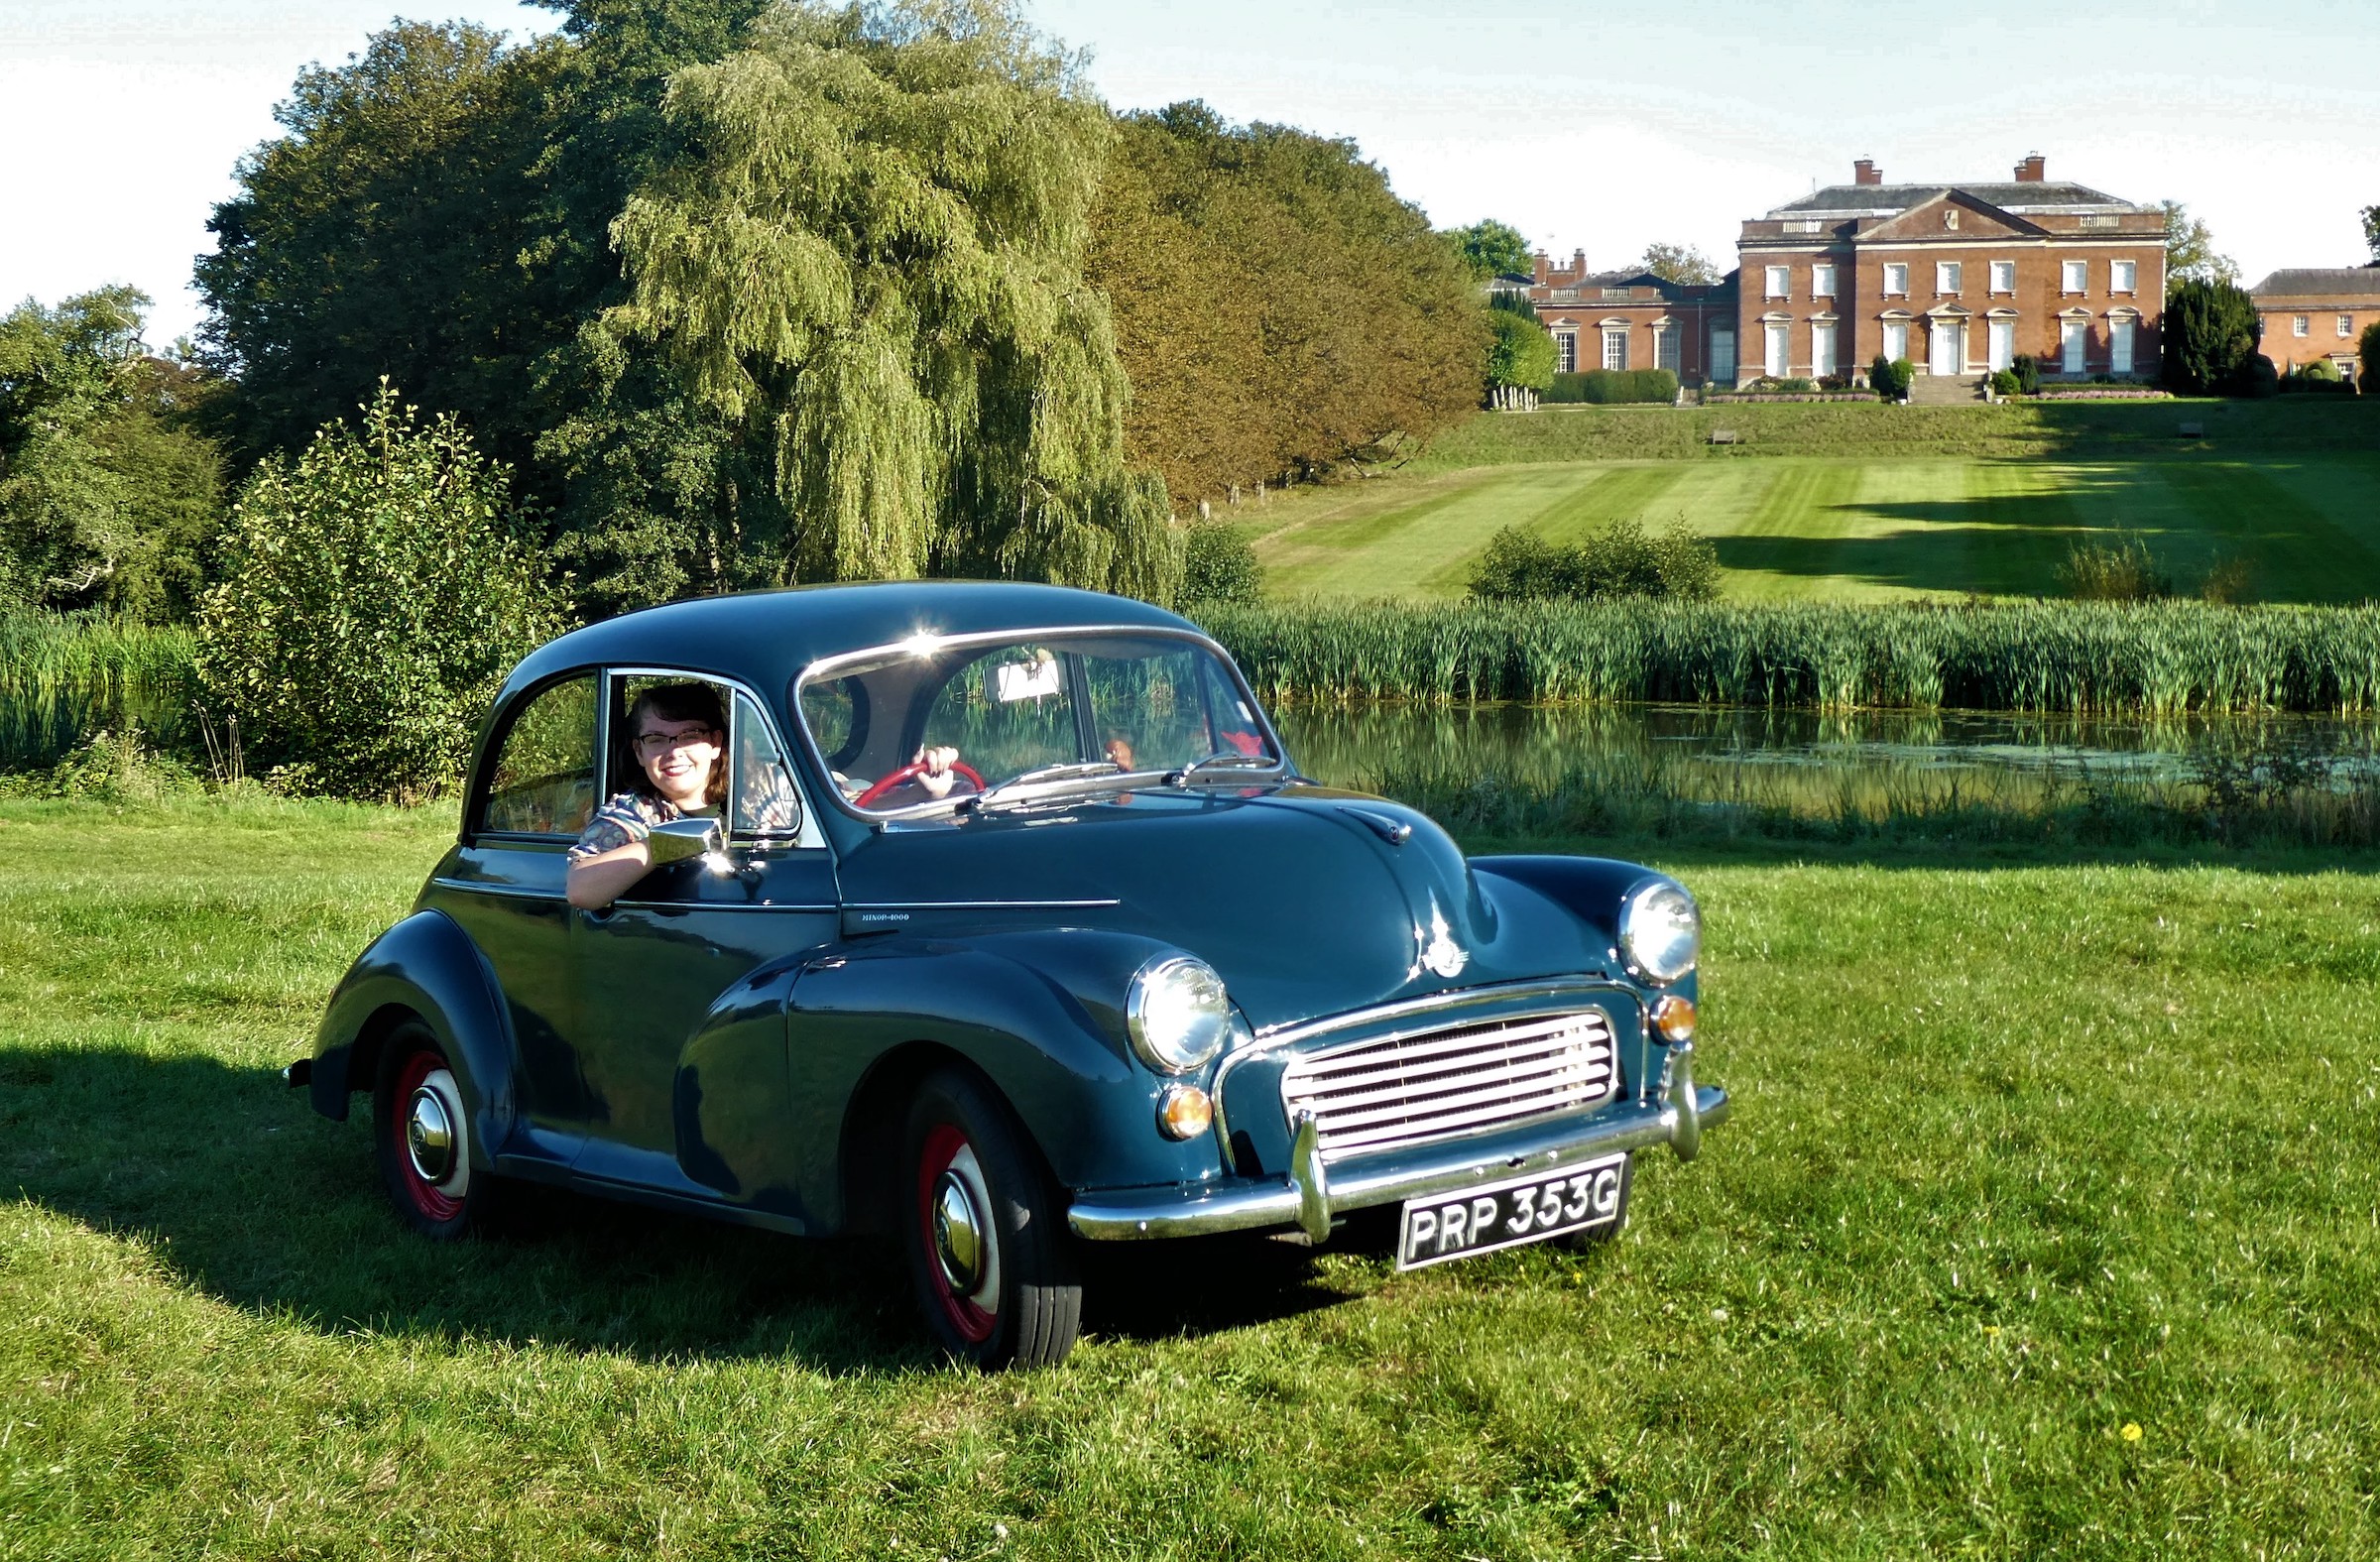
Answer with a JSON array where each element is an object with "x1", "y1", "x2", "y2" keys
[{"x1": 622, "y1": 681, "x2": 727, "y2": 808}]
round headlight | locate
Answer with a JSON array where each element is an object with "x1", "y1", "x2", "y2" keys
[
  {"x1": 1619, "y1": 881, "x2": 1700, "y2": 985},
  {"x1": 1127, "y1": 955, "x2": 1232, "y2": 1074}
]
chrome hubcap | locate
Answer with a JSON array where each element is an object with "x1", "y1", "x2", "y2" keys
[
  {"x1": 931, "y1": 1170, "x2": 985, "y2": 1292},
  {"x1": 407, "y1": 1087, "x2": 455, "y2": 1182}
]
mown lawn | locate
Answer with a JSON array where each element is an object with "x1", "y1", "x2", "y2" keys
[
  {"x1": 1245, "y1": 451, "x2": 2380, "y2": 604},
  {"x1": 5, "y1": 797, "x2": 2379, "y2": 1557}
]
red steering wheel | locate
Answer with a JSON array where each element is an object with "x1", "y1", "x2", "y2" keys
[{"x1": 854, "y1": 759, "x2": 986, "y2": 809}]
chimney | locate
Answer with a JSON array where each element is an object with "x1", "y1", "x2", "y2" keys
[
  {"x1": 1852, "y1": 158, "x2": 1880, "y2": 185},
  {"x1": 1572, "y1": 248, "x2": 1587, "y2": 278},
  {"x1": 1532, "y1": 250, "x2": 1548, "y2": 285},
  {"x1": 2015, "y1": 153, "x2": 2046, "y2": 182}
]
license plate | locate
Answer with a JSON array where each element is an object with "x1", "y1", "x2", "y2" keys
[{"x1": 1394, "y1": 1152, "x2": 1630, "y2": 1270}]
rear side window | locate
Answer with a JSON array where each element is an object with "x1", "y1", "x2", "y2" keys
[{"x1": 479, "y1": 675, "x2": 598, "y2": 837}]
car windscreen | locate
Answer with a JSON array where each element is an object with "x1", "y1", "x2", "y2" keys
[{"x1": 795, "y1": 633, "x2": 1276, "y2": 813}]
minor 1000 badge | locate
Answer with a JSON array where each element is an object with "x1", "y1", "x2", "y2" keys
[{"x1": 1395, "y1": 1152, "x2": 1630, "y2": 1270}]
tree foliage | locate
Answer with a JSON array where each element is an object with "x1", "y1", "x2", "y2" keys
[
  {"x1": 0, "y1": 288, "x2": 226, "y2": 619},
  {"x1": 2361, "y1": 203, "x2": 2380, "y2": 267},
  {"x1": 1442, "y1": 219, "x2": 1532, "y2": 281},
  {"x1": 195, "y1": 384, "x2": 559, "y2": 797},
  {"x1": 2160, "y1": 200, "x2": 2238, "y2": 292},
  {"x1": 1486, "y1": 309, "x2": 1557, "y2": 409},
  {"x1": 2162, "y1": 279, "x2": 2258, "y2": 395},
  {"x1": 608, "y1": 0, "x2": 1174, "y2": 599},
  {"x1": 1088, "y1": 101, "x2": 1486, "y2": 505},
  {"x1": 2362, "y1": 321, "x2": 2380, "y2": 386},
  {"x1": 1636, "y1": 242, "x2": 1720, "y2": 285},
  {"x1": 1178, "y1": 521, "x2": 1263, "y2": 606}
]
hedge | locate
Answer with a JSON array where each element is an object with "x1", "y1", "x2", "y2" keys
[{"x1": 1546, "y1": 368, "x2": 1679, "y2": 405}]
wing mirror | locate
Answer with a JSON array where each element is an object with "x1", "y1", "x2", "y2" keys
[{"x1": 645, "y1": 816, "x2": 725, "y2": 867}]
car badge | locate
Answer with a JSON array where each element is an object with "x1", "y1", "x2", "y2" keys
[{"x1": 1418, "y1": 903, "x2": 1469, "y2": 979}]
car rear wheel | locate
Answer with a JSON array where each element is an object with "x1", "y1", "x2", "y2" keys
[
  {"x1": 902, "y1": 1068, "x2": 1081, "y2": 1370},
  {"x1": 372, "y1": 1021, "x2": 498, "y2": 1239}
]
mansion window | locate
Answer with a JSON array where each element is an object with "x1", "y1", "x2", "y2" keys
[
  {"x1": 1813, "y1": 264, "x2": 1838, "y2": 297},
  {"x1": 2342, "y1": 315, "x2": 2357, "y2": 338},
  {"x1": 1655, "y1": 326, "x2": 1680, "y2": 373},
  {"x1": 2062, "y1": 260, "x2": 2087, "y2": 294},
  {"x1": 1604, "y1": 328, "x2": 1629, "y2": 370},
  {"x1": 1883, "y1": 264, "x2": 1909, "y2": 297},
  {"x1": 2110, "y1": 318, "x2": 2135, "y2": 375},
  {"x1": 1989, "y1": 260, "x2": 2015, "y2": 294},
  {"x1": 2062, "y1": 318, "x2": 2086, "y2": 373},
  {"x1": 1555, "y1": 331, "x2": 1578, "y2": 374},
  {"x1": 2294, "y1": 316, "x2": 2310, "y2": 337},
  {"x1": 1936, "y1": 262, "x2": 1963, "y2": 295},
  {"x1": 1882, "y1": 319, "x2": 1909, "y2": 362},
  {"x1": 2111, "y1": 260, "x2": 2136, "y2": 294},
  {"x1": 1765, "y1": 265, "x2": 1790, "y2": 300},
  {"x1": 1811, "y1": 321, "x2": 1837, "y2": 379}
]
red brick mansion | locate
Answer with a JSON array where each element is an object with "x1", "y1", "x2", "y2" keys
[{"x1": 1529, "y1": 155, "x2": 2170, "y2": 389}]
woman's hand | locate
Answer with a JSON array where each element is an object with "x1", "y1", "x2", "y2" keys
[{"x1": 910, "y1": 745, "x2": 965, "y2": 799}]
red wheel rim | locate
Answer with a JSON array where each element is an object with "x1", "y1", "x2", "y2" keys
[
  {"x1": 391, "y1": 1048, "x2": 464, "y2": 1223},
  {"x1": 916, "y1": 1123, "x2": 996, "y2": 1343}
]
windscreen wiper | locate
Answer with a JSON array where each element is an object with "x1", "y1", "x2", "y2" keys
[
  {"x1": 1166, "y1": 750, "x2": 1281, "y2": 785},
  {"x1": 960, "y1": 760, "x2": 1123, "y2": 811}
]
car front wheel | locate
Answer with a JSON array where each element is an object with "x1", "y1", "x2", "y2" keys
[
  {"x1": 903, "y1": 1068, "x2": 1082, "y2": 1369},
  {"x1": 372, "y1": 1021, "x2": 498, "y2": 1239}
]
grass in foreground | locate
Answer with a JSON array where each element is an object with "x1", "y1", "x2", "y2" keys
[
  {"x1": 4, "y1": 797, "x2": 2378, "y2": 1557},
  {"x1": 1242, "y1": 451, "x2": 2380, "y2": 604}
]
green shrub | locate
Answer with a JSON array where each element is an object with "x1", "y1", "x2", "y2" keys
[
  {"x1": 2280, "y1": 361, "x2": 2354, "y2": 395},
  {"x1": 1548, "y1": 368, "x2": 1678, "y2": 405},
  {"x1": 1467, "y1": 518, "x2": 1719, "y2": 603},
  {"x1": 2230, "y1": 353, "x2": 2280, "y2": 399},
  {"x1": 194, "y1": 383, "x2": 561, "y2": 799},
  {"x1": 1774, "y1": 376, "x2": 1817, "y2": 394},
  {"x1": 2011, "y1": 354, "x2": 2041, "y2": 395},
  {"x1": 1989, "y1": 369, "x2": 2021, "y2": 397},
  {"x1": 1179, "y1": 520, "x2": 1263, "y2": 605},
  {"x1": 1869, "y1": 356, "x2": 1914, "y2": 399},
  {"x1": 2164, "y1": 279, "x2": 2258, "y2": 395},
  {"x1": 2362, "y1": 321, "x2": 2380, "y2": 387},
  {"x1": 2297, "y1": 357, "x2": 2340, "y2": 382},
  {"x1": 2059, "y1": 538, "x2": 2173, "y2": 602}
]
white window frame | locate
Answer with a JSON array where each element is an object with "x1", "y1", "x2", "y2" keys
[
  {"x1": 1882, "y1": 319, "x2": 1909, "y2": 362},
  {"x1": 2061, "y1": 318, "x2": 2086, "y2": 373},
  {"x1": 1811, "y1": 322, "x2": 1837, "y2": 379},
  {"x1": 1813, "y1": 264, "x2": 1837, "y2": 298},
  {"x1": 1989, "y1": 260, "x2": 2016, "y2": 295},
  {"x1": 1655, "y1": 325, "x2": 1680, "y2": 372},
  {"x1": 2110, "y1": 318, "x2": 2135, "y2": 375},
  {"x1": 1603, "y1": 328, "x2": 1629, "y2": 371},
  {"x1": 2062, "y1": 260, "x2": 2087, "y2": 295},
  {"x1": 2294, "y1": 315, "x2": 2310, "y2": 338},
  {"x1": 1936, "y1": 262, "x2": 1962, "y2": 296},
  {"x1": 2111, "y1": 259, "x2": 2136, "y2": 295},
  {"x1": 1883, "y1": 263, "x2": 1909, "y2": 298},
  {"x1": 1765, "y1": 265, "x2": 1790, "y2": 300},
  {"x1": 1554, "y1": 331, "x2": 1578, "y2": 374},
  {"x1": 2342, "y1": 315, "x2": 2357, "y2": 339},
  {"x1": 1764, "y1": 321, "x2": 1789, "y2": 378}
]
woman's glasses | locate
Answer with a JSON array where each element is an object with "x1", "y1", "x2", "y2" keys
[{"x1": 635, "y1": 726, "x2": 718, "y2": 757}]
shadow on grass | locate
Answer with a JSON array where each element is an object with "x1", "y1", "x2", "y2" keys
[{"x1": 1, "y1": 1047, "x2": 1363, "y2": 1373}]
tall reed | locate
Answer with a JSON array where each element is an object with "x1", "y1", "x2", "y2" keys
[
  {"x1": 1200, "y1": 600, "x2": 2380, "y2": 715},
  {"x1": 0, "y1": 615, "x2": 199, "y2": 768}
]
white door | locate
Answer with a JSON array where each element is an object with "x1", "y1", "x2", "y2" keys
[
  {"x1": 2110, "y1": 319, "x2": 2134, "y2": 375},
  {"x1": 1988, "y1": 318, "x2": 2015, "y2": 372},
  {"x1": 1811, "y1": 323, "x2": 1836, "y2": 379},
  {"x1": 2062, "y1": 319, "x2": 2085, "y2": 373},
  {"x1": 1765, "y1": 323, "x2": 1788, "y2": 378},
  {"x1": 1711, "y1": 327, "x2": 1735, "y2": 382},
  {"x1": 1928, "y1": 321, "x2": 1962, "y2": 376}
]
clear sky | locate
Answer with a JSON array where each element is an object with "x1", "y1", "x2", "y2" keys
[{"x1": 4, "y1": 0, "x2": 2375, "y2": 350}]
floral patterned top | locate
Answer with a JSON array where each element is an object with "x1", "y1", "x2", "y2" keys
[{"x1": 566, "y1": 770, "x2": 800, "y2": 862}]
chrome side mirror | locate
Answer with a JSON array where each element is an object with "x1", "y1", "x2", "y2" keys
[{"x1": 646, "y1": 816, "x2": 724, "y2": 867}]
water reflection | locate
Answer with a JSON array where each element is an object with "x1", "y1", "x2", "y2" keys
[{"x1": 1278, "y1": 703, "x2": 2380, "y2": 795}]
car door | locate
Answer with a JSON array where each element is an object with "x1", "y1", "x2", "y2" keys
[
  {"x1": 566, "y1": 672, "x2": 839, "y2": 1209},
  {"x1": 431, "y1": 669, "x2": 600, "y2": 1165}
]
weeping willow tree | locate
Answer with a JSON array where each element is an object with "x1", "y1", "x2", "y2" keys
[{"x1": 607, "y1": 0, "x2": 1178, "y2": 600}]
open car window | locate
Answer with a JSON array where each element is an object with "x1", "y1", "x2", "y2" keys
[{"x1": 795, "y1": 632, "x2": 1278, "y2": 814}]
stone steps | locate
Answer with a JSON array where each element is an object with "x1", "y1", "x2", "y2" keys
[{"x1": 1906, "y1": 372, "x2": 1987, "y2": 406}]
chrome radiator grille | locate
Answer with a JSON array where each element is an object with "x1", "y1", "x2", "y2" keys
[{"x1": 1279, "y1": 1010, "x2": 1619, "y2": 1162}]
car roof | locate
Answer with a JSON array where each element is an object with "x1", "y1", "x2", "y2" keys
[{"x1": 500, "y1": 580, "x2": 1205, "y2": 706}]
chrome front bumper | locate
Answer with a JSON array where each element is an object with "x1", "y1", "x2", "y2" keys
[{"x1": 1069, "y1": 1042, "x2": 1729, "y2": 1243}]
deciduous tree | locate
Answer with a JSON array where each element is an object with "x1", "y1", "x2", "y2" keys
[
  {"x1": 2161, "y1": 200, "x2": 2239, "y2": 292},
  {"x1": 1443, "y1": 219, "x2": 1532, "y2": 281},
  {"x1": 1636, "y1": 242, "x2": 1720, "y2": 285}
]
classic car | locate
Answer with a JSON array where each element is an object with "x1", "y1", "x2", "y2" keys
[{"x1": 292, "y1": 582, "x2": 1728, "y2": 1368}]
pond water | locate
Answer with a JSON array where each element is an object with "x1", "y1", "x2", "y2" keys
[{"x1": 1274, "y1": 703, "x2": 2380, "y2": 800}]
